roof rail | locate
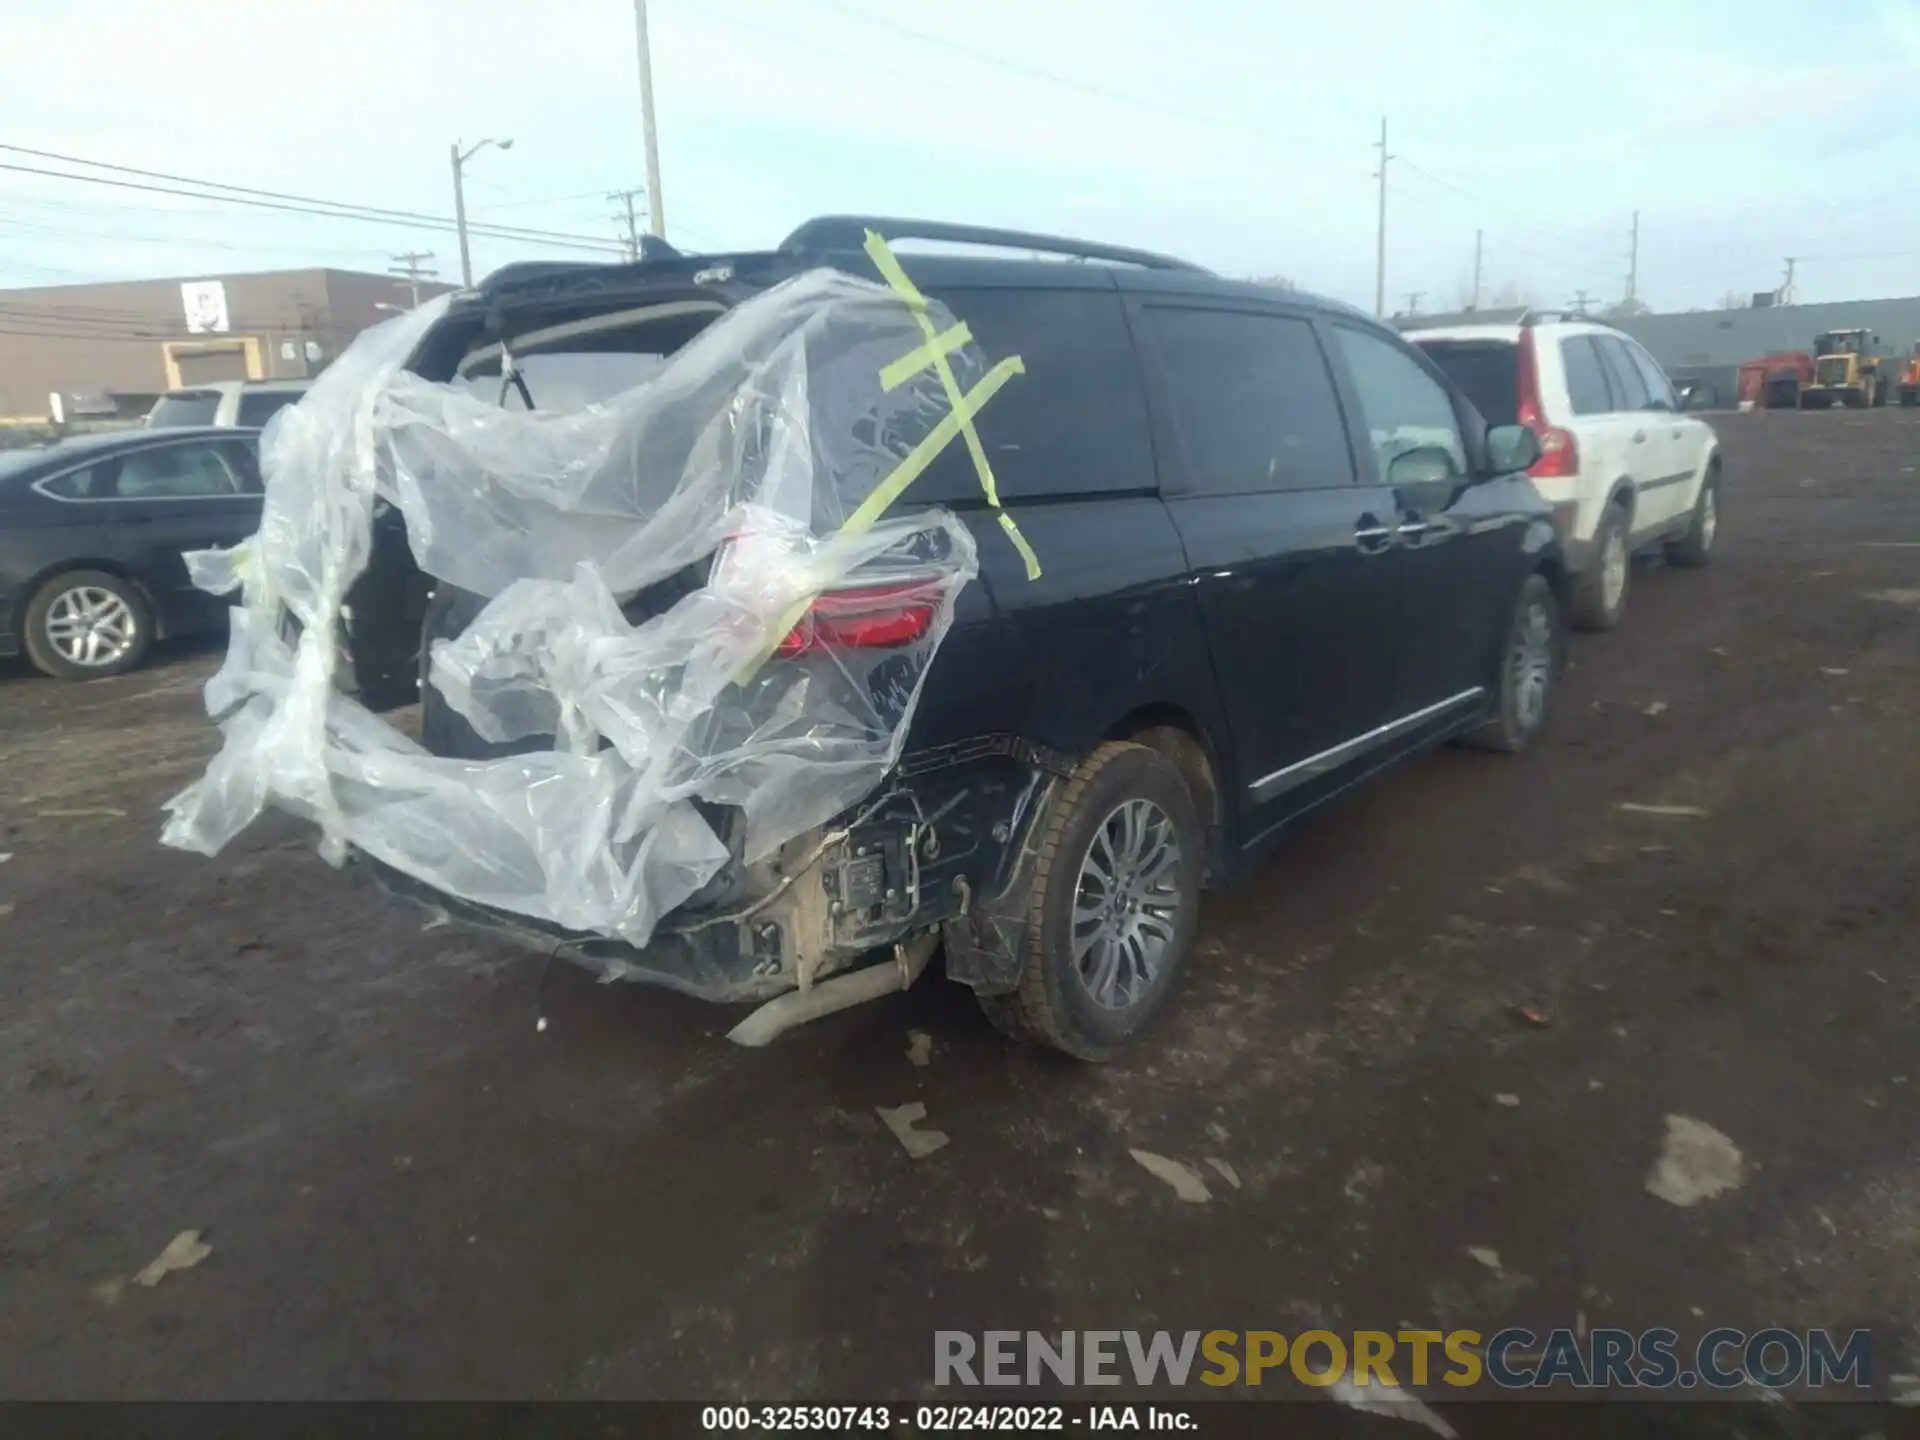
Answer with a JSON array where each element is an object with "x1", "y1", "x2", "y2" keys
[
  {"x1": 1518, "y1": 307, "x2": 1590, "y2": 326},
  {"x1": 777, "y1": 215, "x2": 1208, "y2": 273}
]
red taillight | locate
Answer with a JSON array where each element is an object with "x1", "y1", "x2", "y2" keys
[
  {"x1": 773, "y1": 581, "x2": 939, "y2": 657},
  {"x1": 1515, "y1": 327, "x2": 1578, "y2": 479}
]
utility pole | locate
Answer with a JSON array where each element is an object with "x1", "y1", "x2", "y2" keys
[
  {"x1": 1372, "y1": 117, "x2": 1391, "y2": 318},
  {"x1": 1569, "y1": 289, "x2": 1593, "y2": 316},
  {"x1": 609, "y1": 188, "x2": 645, "y2": 261},
  {"x1": 632, "y1": 0, "x2": 666, "y2": 238},
  {"x1": 1780, "y1": 256, "x2": 1798, "y2": 306},
  {"x1": 1471, "y1": 229, "x2": 1483, "y2": 311},
  {"x1": 1626, "y1": 210, "x2": 1640, "y2": 306},
  {"x1": 450, "y1": 137, "x2": 514, "y2": 286},
  {"x1": 387, "y1": 252, "x2": 437, "y2": 309},
  {"x1": 1403, "y1": 290, "x2": 1423, "y2": 317}
]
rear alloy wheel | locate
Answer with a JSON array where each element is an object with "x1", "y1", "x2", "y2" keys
[
  {"x1": 1571, "y1": 502, "x2": 1630, "y2": 631},
  {"x1": 980, "y1": 741, "x2": 1202, "y2": 1060},
  {"x1": 1465, "y1": 572, "x2": 1563, "y2": 753},
  {"x1": 24, "y1": 569, "x2": 153, "y2": 680},
  {"x1": 1665, "y1": 469, "x2": 1720, "y2": 569}
]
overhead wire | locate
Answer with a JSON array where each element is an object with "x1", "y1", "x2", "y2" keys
[{"x1": 0, "y1": 148, "x2": 629, "y2": 255}]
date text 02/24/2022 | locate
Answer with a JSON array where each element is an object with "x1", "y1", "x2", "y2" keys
[{"x1": 699, "y1": 1404, "x2": 1196, "y2": 1431}]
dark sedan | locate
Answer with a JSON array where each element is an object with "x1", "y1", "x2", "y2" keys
[{"x1": 0, "y1": 426, "x2": 261, "y2": 680}]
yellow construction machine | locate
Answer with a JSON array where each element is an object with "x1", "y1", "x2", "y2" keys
[{"x1": 1800, "y1": 328, "x2": 1891, "y2": 408}]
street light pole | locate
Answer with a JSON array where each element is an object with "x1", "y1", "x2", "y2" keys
[
  {"x1": 632, "y1": 0, "x2": 666, "y2": 238},
  {"x1": 450, "y1": 136, "x2": 514, "y2": 286},
  {"x1": 450, "y1": 143, "x2": 472, "y2": 286}
]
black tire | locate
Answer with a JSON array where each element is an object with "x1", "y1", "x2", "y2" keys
[
  {"x1": 1665, "y1": 467, "x2": 1720, "y2": 569},
  {"x1": 1570, "y1": 501, "x2": 1629, "y2": 632},
  {"x1": 22, "y1": 569, "x2": 154, "y2": 681},
  {"x1": 978, "y1": 741, "x2": 1203, "y2": 1061},
  {"x1": 1463, "y1": 572, "x2": 1563, "y2": 753}
]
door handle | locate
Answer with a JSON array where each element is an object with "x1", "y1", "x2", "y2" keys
[
  {"x1": 1397, "y1": 515, "x2": 1430, "y2": 542},
  {"x1": 1354, "y1": 517, "x2": 1393, "y2": 554}
]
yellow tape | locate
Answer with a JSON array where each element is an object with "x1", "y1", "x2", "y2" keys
[
  {"x1": 997, "y1": 510, "x2": 1042, "y2": 579},
  {"x1": 879, "y1": 322, "x2": 972, "y2": 392},
  {"x1": 862, "y1": 231, "x2": 1039, "y2": 566},
  {"x1": 733, "y1": 234, "x2": 1042, "y2": 685},
  {"x1": 841, "y1": 358, "x2": 1025, "y2": 536}
]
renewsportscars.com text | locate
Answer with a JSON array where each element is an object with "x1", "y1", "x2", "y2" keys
[{"x1": 934, "y1": 1328, "x2": 1873, "y2": 1393}]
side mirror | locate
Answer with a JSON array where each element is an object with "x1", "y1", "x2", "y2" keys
[
  {"x1": 1485, "y1": 424, "x2": 1541, "y2": 474},
  {"x1": 1385, "y1": 444, "x2": 1461, "y2": 488}
]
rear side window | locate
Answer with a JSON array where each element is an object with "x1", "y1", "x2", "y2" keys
[
  {"x1": 236, "y1": 392, "x2": 300, "y2": 428},
  {"x1": 148, "y1": 392, "x2": 220, "y2": 427},
  {"x1": 1332, "y1": 326, "x2": 1468, "y2": 481},
  {"x1": 42, "y1": 444, "x2": 247, "y2": 500},
  {"x1": 1140, "y1": 306, "x2": 1354, "y2": 494},
  {"x1": 917, "y1": 287, "x2": 1156, "y2": 501},
  {"x1": 1560, "y1": 337, "x2": 1614, "y2": 415},
  {"x1": 1594, "y1": 336, "x2": 1653, "y2": 409},
  {"x1": 1414, "y1": 340, "x2": 1517, "y2": 426}
]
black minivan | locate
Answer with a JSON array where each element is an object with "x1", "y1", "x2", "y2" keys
[{"x1": 350, "y1": 217, "x2": 1566, "y2": 1058}]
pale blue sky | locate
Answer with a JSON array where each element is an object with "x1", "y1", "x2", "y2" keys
[{"x1": 4, "y1": 0, "x2": 1918, "y2": 311}]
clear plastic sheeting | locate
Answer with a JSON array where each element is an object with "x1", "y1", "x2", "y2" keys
[{"x1": 162, "y1": 268, "x2": 982, "y2": 950}]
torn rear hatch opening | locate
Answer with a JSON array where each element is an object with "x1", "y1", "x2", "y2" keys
[{"x1": 162, "y1": 249, "x2": 1027, "y2": 1024}]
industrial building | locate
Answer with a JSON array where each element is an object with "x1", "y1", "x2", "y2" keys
[
  {"x1": 1618, "y1": 297, "x2": 1920, "y2": 404},
  {"x1": 0, "y1": 267, "x2": 455, "y2": 425},
  {"x1": 1401, "y1": 296, "x2": 1920, "y2": 407}
]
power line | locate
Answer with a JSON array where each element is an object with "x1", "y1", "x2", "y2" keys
[
  {"x1": 797, "y1": 0, "x2": 1342, "y2": 150},
  {"x1": 469, "y1": 189, "x2": 610, "y2": 213},
  {"x1": 0, "y1": 145, "x2": 629, "y2": 254}
]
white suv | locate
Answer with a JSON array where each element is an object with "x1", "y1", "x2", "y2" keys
[
  {"x1": 1406, "y1": 316, "x2": 1720, "y2": 630},
  {"x1": 145, "y1": 380, "x2": 310, "y2": 432}
]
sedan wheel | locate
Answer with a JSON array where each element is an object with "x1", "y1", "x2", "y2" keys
[
  {"x1": 45, "y1": 586, "x2": 138, "y2": 669},
  {"x1": 24, "y1": 570, "x2": 153, "y2": 681}
]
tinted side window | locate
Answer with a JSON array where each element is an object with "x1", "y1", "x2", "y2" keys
[
  {"x1": 113, "y1": 444, "x2": 247, "y2": 499},
  {"x1": 1332, "y1": 325, "x2": 1467, "y2": 479},
  {"x1": 1561, "y1": 336, "x2": 1614, "y2": 415},
  {"x1": 916, "y1": 288, "x2": 1155, "y2": 502},
  {"x1": 236, "y1": 392, "x2": 299, "y2": 428},
  {"x1": 1595, "y1": 337, "x2": 1652, "y2": 409},
  {"x1": 1623, "y1": 341, "x2": 1676, "y2": 410},
  {"x1": 1141, "y1": 307, "x2": 1354, "y2": 494}
]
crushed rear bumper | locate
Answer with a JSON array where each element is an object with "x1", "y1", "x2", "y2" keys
[{"x1": 359, "y1": 738, "x2": 1068, "y2": 1006}]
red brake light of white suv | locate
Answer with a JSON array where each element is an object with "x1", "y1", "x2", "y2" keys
[
  {"x1": 773, "y1": 580, "x2": 942, "y2": 657},
  {"x1": 1515, "y1": 328, "x2": 1578, "y2": 479}
]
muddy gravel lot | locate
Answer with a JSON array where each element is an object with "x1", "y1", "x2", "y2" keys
[{"x1": 2, "y1": 408, "x2": 1917, "y2": 1431}]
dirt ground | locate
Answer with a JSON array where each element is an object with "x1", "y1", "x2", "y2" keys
[{"x1": 2, "y1": 408, "x2": 1917, "y2": 1430}]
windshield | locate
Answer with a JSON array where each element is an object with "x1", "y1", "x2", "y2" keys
[
  {"x1": 1414, "y1": 339, "x2": 1518, "y2": 426},
  {"x1": 147, "y1": 392, "x2": 220, "y2": 427}
]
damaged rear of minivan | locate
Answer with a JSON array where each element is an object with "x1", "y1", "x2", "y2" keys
[{"x1": 165, "y1": 220, "x2": 1188, "y2": 1056}]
